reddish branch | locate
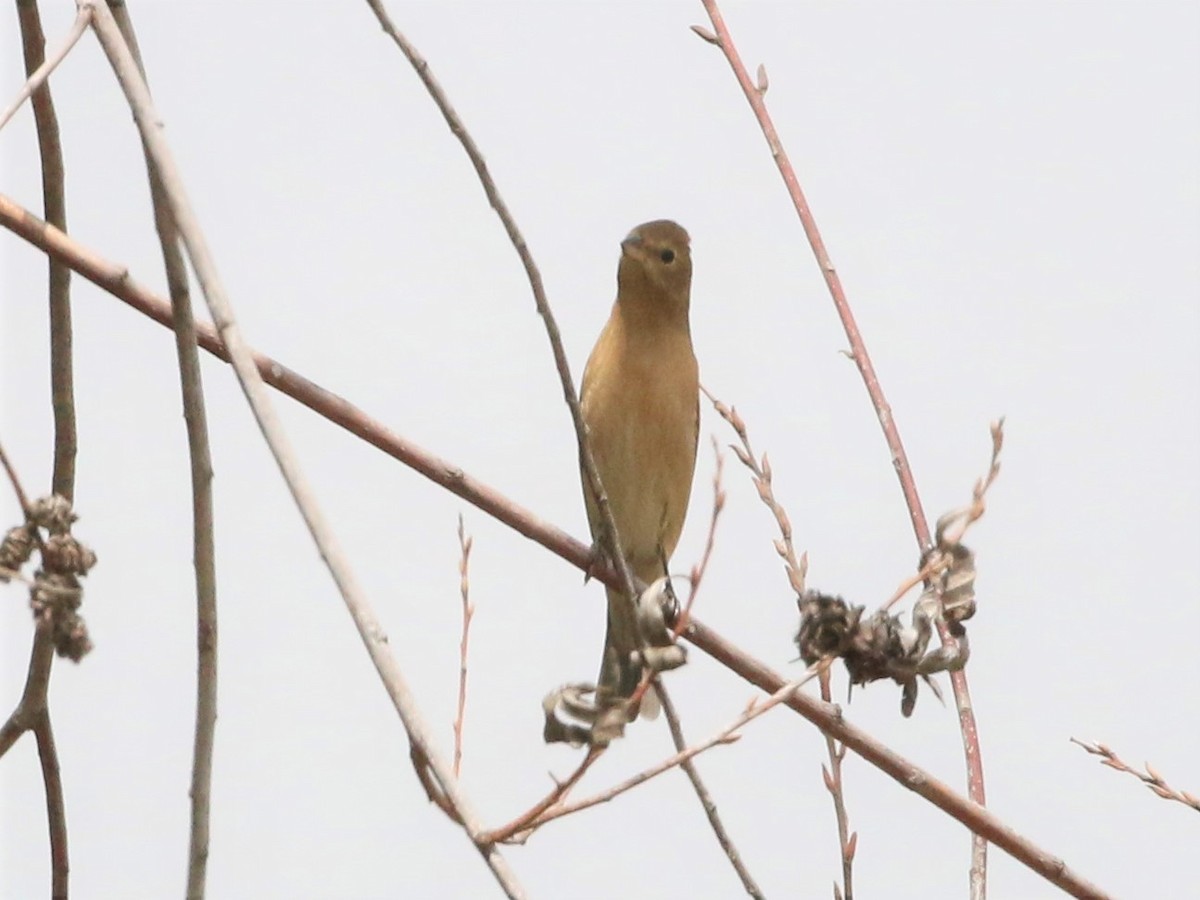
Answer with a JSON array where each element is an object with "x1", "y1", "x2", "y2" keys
[
  {"x1": 0, "y1": 194, "x2": 1109, "y2": 898},
  {"x1": 695, "y1": 3, "x2": 989, "y2": 894}
]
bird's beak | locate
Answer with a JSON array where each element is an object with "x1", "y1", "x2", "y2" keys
[{"x1": 620, "y1": 232, "x2": 643, "y2": 255}]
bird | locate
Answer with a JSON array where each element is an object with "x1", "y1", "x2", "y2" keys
[{"x1": 580, "y1": 219, "x2": 699, "y2": 721}]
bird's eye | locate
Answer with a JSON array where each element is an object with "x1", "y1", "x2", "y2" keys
[{"x1": 660, "y1": 248, "x2": 676, "y2": 264}]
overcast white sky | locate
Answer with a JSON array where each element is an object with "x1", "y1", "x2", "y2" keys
[{"x1": 2, "y1": 3, "x2": 1198, "y2": 898}]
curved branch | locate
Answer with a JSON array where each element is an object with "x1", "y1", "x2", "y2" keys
[
  {"x1": 82, "y1": 4, "x2": 524, "y2": 896},
  {"x1": 103, "y1": 4, "x2": 219, "y2": 896}
]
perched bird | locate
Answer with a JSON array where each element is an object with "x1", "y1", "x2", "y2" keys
[{"x1": 580, "y1": 220, "x2": 700, "y2": 719}]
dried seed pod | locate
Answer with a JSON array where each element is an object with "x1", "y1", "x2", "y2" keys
[
  {"x1": 542, "y1": 683, "x2": 598, "y2": 748},
  {"x1": 637, "y1": 644, "x2": 687, "y2": 673},
  {"x1": 42, "y1": 534, "x2": 98, "y2": 577},
  {"x1": 28, "y1": 495, "x2": 76, "y2": 535},
  {"x1": 0, "y1": 524, "x2": 36, "y2": 576},
  {"x1": 795, "y1": 591, "x2": 860, "y2": 665}
]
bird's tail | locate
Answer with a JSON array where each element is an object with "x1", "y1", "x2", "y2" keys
[{"x1": 599, "y1": 586, "x2": 661, "y2": 720}]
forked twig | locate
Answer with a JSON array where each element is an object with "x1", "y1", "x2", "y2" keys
[
  {"x1": 482, "y1": 748, "x2": 604, "y2": 844},
  {"x1": 0, "y1": 443, "x2": 70, "y2": 897},
  {"x1": 881, "y1": 419, "x2": 1004, "y2": 615},
  {"x1": 527, "y1": 668, "x2": 825, "y2": 832}
]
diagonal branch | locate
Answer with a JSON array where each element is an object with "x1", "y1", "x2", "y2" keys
[
  {"x1": 82, "y1": 3, "x2": 524, "y2": 896},
  {"x1": 363, "y1": 0, "x2": 639, "y2": 613},
  {"x1": 0, "y1": 5, "x2": 88, "y2": 132},
  {"x1": 0, "y1": 194, "x2": 1110, "y2": 899},
  {"x1": 656, "y1": 685, "x2": 765, "y2": 899}
]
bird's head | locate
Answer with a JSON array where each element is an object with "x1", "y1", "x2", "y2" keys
[{"x1": 617, "y1": 220, "x2": 692, "y2": 311}]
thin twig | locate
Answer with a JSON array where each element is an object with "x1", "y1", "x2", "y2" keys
[
  {"x1": 0, "y1": 5, "x2": 88, "y2": 132},
  {"x1": 0, "y1": 441, "x2": 33, "y2": 514},
  {"x1": 880, "y1": 558, "x2": 940, "y2": 615},
  {"x1": 362, "y1": 0, "x2": 641, "y2": 619},
  {"x1": 654, "y1": 449, "x2": 764, "y2": 899},
  {"x1": 1071, "y1": 739, "x2": 1200, "y2": 813},
  {"x1": 11, "y1": 4, "x2": 76, "y2": 894},
  {"x1": 695, "y1": 5, "x2": 988, "y2": 893},
  {"x1": 529, "y1": 669, "x2": 823, "y2": 830},
  {"x1": 703, "y1": 387, "x2": 806, "y2": 597},
  {"x1": 0, "y1": 195, "x2": 1112, "y2": 898},
  {"x1": 482, "y1": 748, "x2": 604, "y2": 844},
  {"x1": 657, "y1": 684, "x2": 765, "y2": 899},
  {"x1": 672, "y1": 439, "x2": 726, "y2": 639},
  {"x1": 939, "y1": 418, "x2": 1005, "y2": 548},
  {"x1": 819, "y1": 669, "x2": 855, "y2": 899},
  {"x1": 83, "y1": 4, "x2": 524, "y2": 896},
  {"x1": 705, "y1": 389, "x2": 852, "y2": 894},
  {"x1": 17, "y1": 1, "x2": 76, "y2": 504},
  {"x1": 453, "y1": 515, "x2": 474, "y2": 779},
  {"x1": 103, "y1": 3, "x2": 219, "y2": 895}
]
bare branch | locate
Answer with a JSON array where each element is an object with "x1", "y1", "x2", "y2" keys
[
  {"x1": 704, "y1": 388, "x2": 805, "y2": 596},
  {"x1": 1071, "y1": 739, "x2": 1200, "y2": 814},
  {"x1": 83, "y1": 4, "x2": 524, "y2": 895},
  {"x1": 0, "y1": 193, "x2": 1111, "y2": 898},
  {"x1": 8, "y1": 3, "x2": 78, "y2": 892},
  {"x1": 819, "y1": 669, "x2": 855, "y2": 899},
  {"x1": 362, "y1": 0, "x2": 638, "y2": 613},
  {"x1": 657, "y1": 684, "x2": 765, "y2": 899},
  {"x1": 695, "y1": 4, "x2": 988, "y2": 890},
  {"x1": 482, "y1": 748, "x2": 604, "y2": 844},
  {"x1": 529, "y1": 669, "x2": 823, "y2": 830},
  {"x1": 453, "y1": 515, "x2": 474, "y2": 779},
  {"x1": 0, "y1": 6, "x2": 88, "y2": 132},
  {"x1": 101, "y1": 3, "x2": 219, "y2": 895}
]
